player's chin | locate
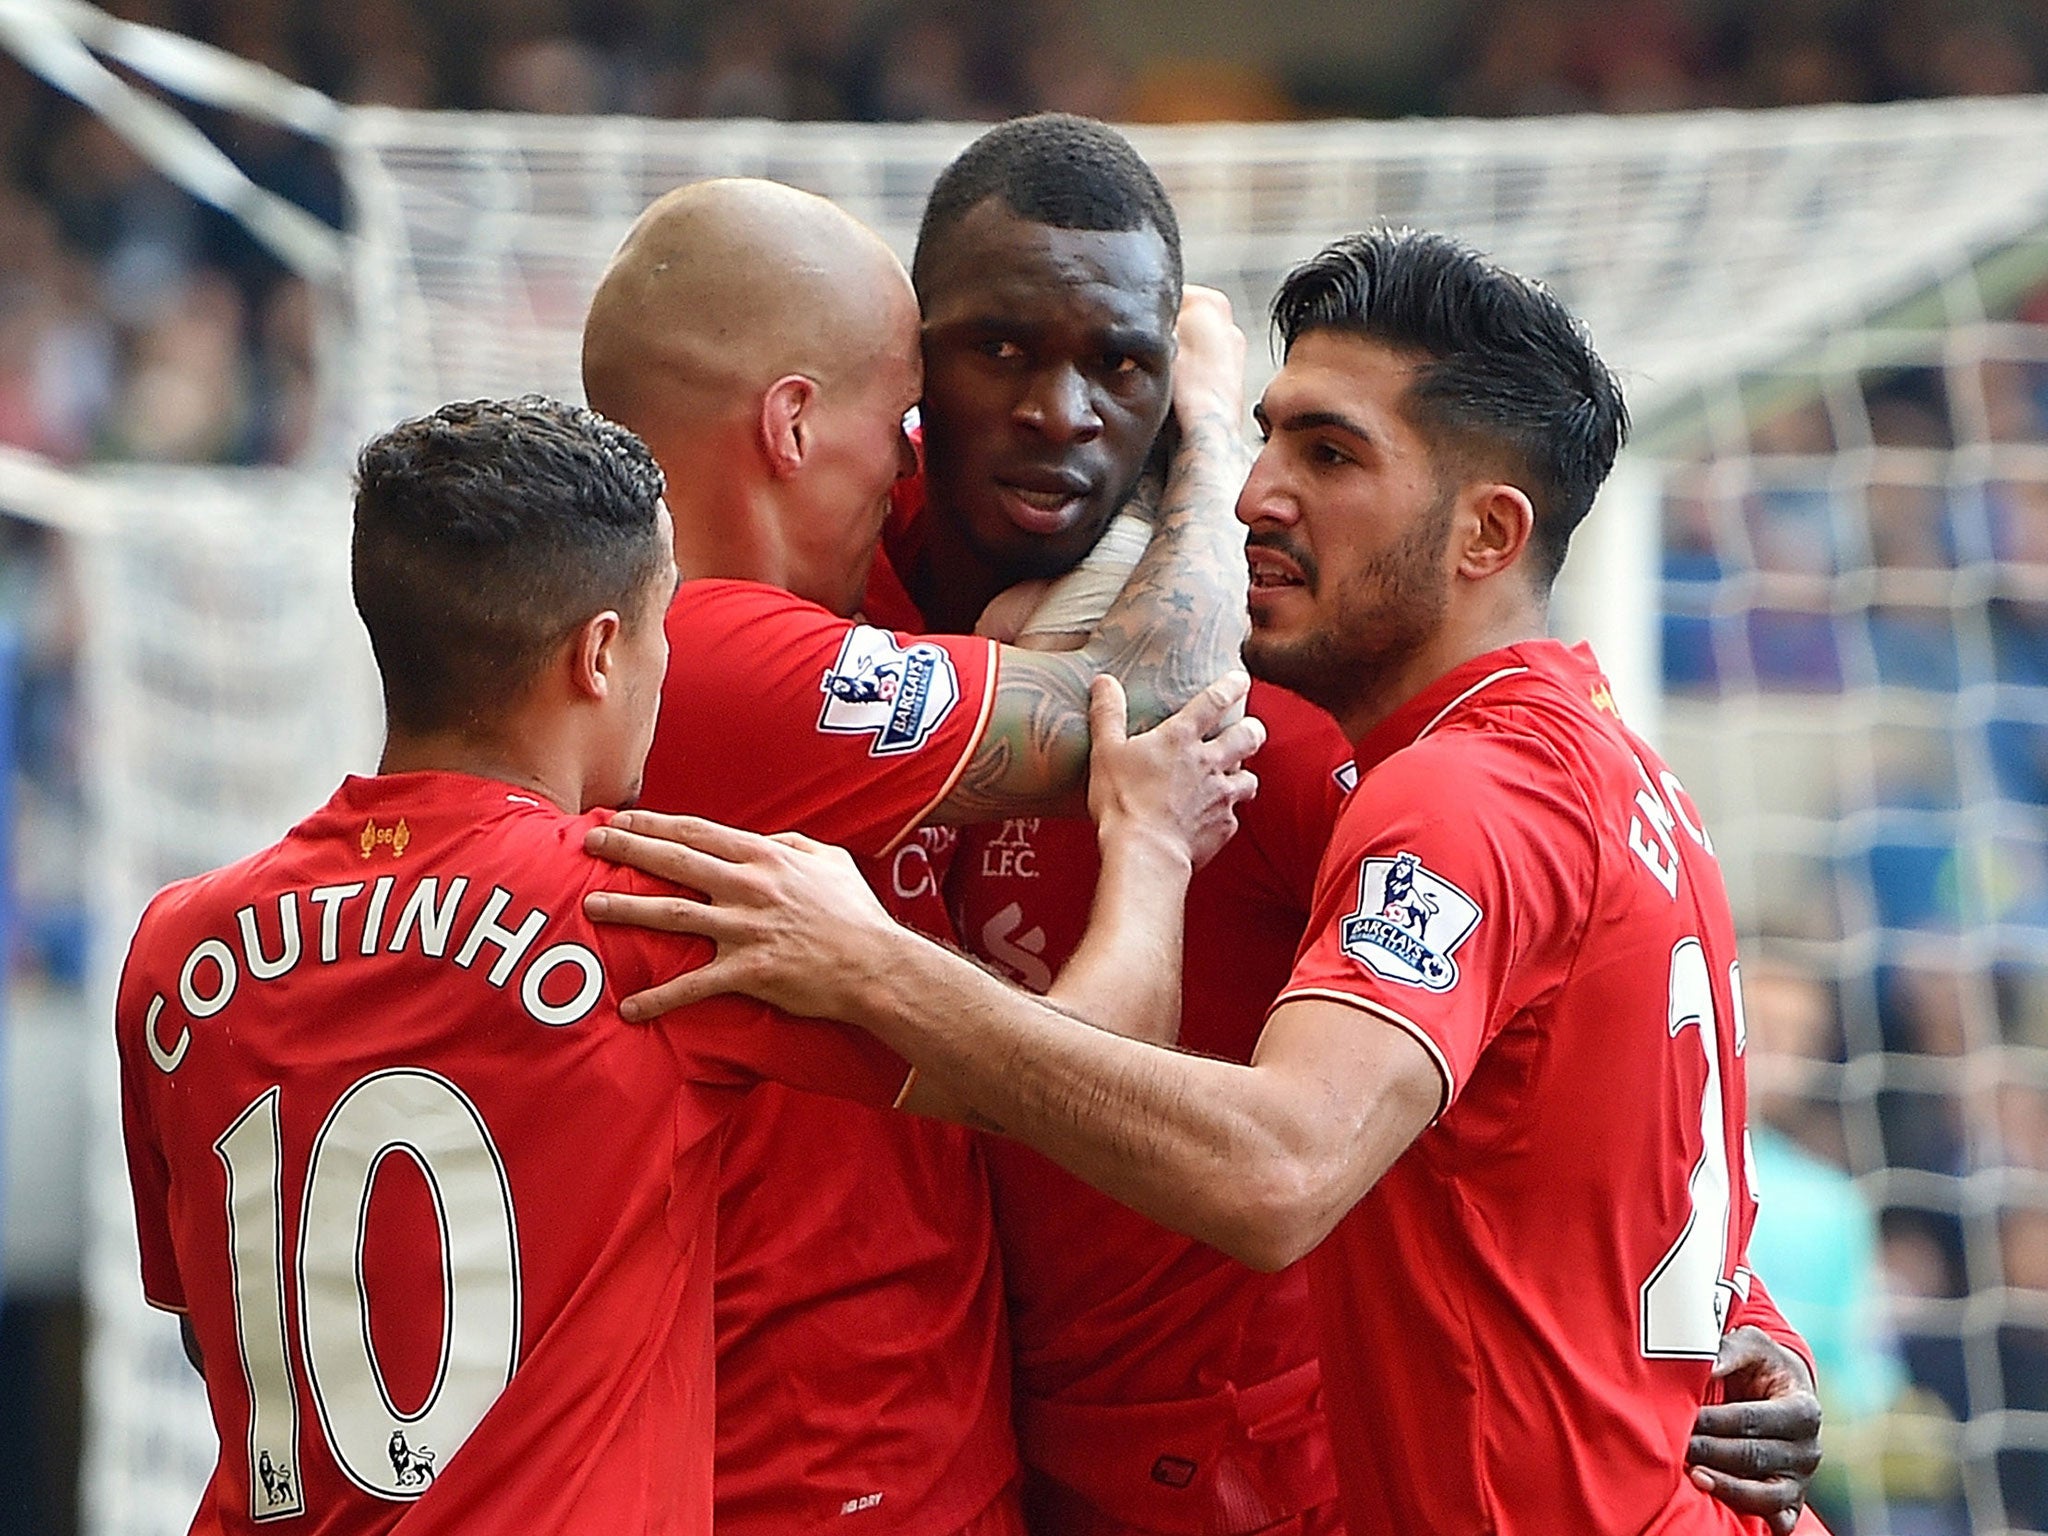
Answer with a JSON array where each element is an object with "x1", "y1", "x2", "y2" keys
[{"x1": 973, "y1": 497, "x2": 1111, "y2": 579}]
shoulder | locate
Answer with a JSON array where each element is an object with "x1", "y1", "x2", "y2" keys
[
  {"x1": 1330, "y1": 715, "x2": 1603, "y2": 901},
  {"x1": 665, "y1": 577, "x2": 838, "y2": 640},
  {"x1": 1354, "y1": 720, "x2": 1581, "y2": 823}
]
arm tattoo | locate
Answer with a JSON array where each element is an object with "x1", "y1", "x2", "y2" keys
[{"x1": 936, "y1": 409, "x2": 1252, "y2": 825}]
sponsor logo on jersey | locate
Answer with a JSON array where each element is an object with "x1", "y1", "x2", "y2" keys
[
  {"x1": 817, "y1": 626, "x2": 960, "y2": 756},
  {"x1": 1338, "y1": 850, "x2": 1481, "y2": 991}
]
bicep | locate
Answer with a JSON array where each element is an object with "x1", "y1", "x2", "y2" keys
[
  {"x1": 929, "y1": 646, "x2": 1095, "y2": 824},
  {"x1": 1238, "y1": 995, "x2": 1443, "y2": 1255}
]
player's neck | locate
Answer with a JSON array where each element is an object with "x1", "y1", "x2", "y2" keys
[
  {"x1": 1333, "y1": 595, "x2": 1547, "y2": 742},
  {"x1": 378, "y1": 729, "x2": 580, "y2": 814},
  {"x1": 908, "y1": 512, "x2": 1009, "y2": 634},
  {"x1": 668, "y1": 491, "x2": 781, "y2": 589}
]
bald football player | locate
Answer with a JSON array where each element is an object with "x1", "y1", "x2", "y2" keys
[{"x1": 582, "y1": 175, "x2": 1249, "y2": 1536}]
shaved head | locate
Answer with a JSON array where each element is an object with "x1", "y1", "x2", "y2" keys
[
  {"x1": 582, "y1": 177, "x2": 917, "y2": 440},
  {"x1": 581, "y1": 178, "x2": 923, "y2": 616}
]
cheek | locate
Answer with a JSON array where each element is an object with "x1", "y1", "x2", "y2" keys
[{"x1": 1114, "y1": 381, "x2": 1172, "y2": 437}]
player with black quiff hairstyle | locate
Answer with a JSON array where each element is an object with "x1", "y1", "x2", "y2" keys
[
  {"x1": 912, "y1": 112, "x2": 1184, "y2": 293},
  {"x1": 351, "y1": 394, "x2": 669, "y2": 735},
  {"x1": 1270, "y1": 226, "x2": 1629, "y2": 585}
]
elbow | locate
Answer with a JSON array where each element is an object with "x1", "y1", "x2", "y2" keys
[{"x1": 1208, "y1": 1154, "x2": 1344, "y2": 1272}]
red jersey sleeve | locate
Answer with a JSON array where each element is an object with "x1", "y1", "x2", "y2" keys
[
  {"x1": 643, "y1": 580, "x2": 997, "y2": 858},
  {"x1": 114, "y1": 898, "x2": 187, "y2": 1313},
  {"x1": 599, "y1": 868, "x2": 911, "y2": 1107},
  {"x1": 1276, "y1": 730, "x2": 1598, "y2": 1114}
]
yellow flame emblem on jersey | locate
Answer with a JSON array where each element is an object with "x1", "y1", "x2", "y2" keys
[
  {"x1": 1590, "y1": 684, "x2": 1619, "y2": 717},
  {"x1": 359, "y1": 817, "x2": 411, "y2": 859}
]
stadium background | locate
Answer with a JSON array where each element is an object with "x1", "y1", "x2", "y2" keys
[{"x1": 5, "y1": 0, "x2": 2048, "y2": 1532}]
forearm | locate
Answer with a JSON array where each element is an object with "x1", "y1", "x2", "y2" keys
[
  {"x1": 1044, "y1": 821, "x2": 1191, "y2": 1046},
  {"x1": 1077, "y1": 404, "x2": 1252, "y2": 730},
  {"x1": 869, "y1": 931, "x2": 1302, "y2": 1266}
]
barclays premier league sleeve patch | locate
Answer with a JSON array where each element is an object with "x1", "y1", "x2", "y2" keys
[
  {"x1": 816, "y1": 625, "x2": 962, "y2": 757},
  {"x1": 1339, "y1": 851, "x2": 1482, "y2": 991}
]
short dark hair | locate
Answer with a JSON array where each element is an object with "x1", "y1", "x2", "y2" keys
[
  {"x1": 912, "y1": 113, "x2": 1183, "y2": 292},
  {"x1": 351, "y1": 395, "x2": 667, "y2": 735},
  {"x1": 1271, "y1": 228, "x2": 1628, "y2": 586}
]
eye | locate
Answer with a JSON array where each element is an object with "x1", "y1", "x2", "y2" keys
[
  {"x1": 977, "y1": 339, "x2": 1024, "y2": 362},
  {"x1": 1309, "y1": 440, "x2": 1352, "y2": 468},
  {"x1": 1102, "y1": 352, "x2": 1140, "y2": 377}
]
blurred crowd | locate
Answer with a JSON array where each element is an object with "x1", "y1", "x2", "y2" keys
[
  {"x1": 1658, "y1": 336, "x2": 2048, "y2": 1529},
  {"x1": 2, "y1": 0, "x2": 2046, "y2": 480}
]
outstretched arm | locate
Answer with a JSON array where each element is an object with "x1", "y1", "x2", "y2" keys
[
  {"x1": 589, "y1": 819, "x2": 1435, "y2": 1270},
  {"x1": 931, "y1": 286, "x2": 1254, "y2": 824},
  {"x1": 583, "y1": 674, "x2": 1440, "y2": 1271}
]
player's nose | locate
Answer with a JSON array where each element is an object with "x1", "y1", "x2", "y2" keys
[
  {"x1": 1016, "y1": 364, "x2": 1102, "y2": 444},
  {"x1": 1236, "y1": 444, "x2": 1296, "y2": 527}
]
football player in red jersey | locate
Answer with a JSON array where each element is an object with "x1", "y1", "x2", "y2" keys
[
  {"x1": 579, "y1": 154, "x2": 1249, "y2": 1536},
  {"x1": 900, "y1": 117, "x2": 1818, "y2": 1536},
  {"x1": 113, "y1": 398, "x2": 923, "y2": 1535},
  {"x1": 587, "y1": 230, "x2": 1833, "y2": 1535}
]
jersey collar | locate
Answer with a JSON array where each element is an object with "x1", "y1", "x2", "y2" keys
[{"x1": 1346, "y1": 638, "x2": 1604, "y2": 778}]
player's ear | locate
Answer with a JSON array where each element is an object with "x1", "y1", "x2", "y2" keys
[
  {"x1": 759, "y1": 374, "x2": 818, "y2": 478},
  {"x1": 568, "y1": 610, "x2": 624, "y2": 703},
  {"x1": 1455, "y1": 482, "x2": 1534, "y2": 583}
]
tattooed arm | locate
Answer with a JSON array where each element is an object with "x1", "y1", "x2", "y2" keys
[{"x1": 930, "y1": 285, "x2": 1254, "y2": 825}]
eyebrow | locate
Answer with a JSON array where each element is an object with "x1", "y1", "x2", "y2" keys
[{"x1": 1271, "y1": 408, "x2": 1376, "y2": 441}]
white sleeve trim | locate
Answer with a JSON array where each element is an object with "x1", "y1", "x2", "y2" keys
[{"x1": 1270, "y1": 986, "x2": 1455, "y2": 1123}]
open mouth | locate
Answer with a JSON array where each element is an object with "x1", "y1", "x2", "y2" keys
[
  {"x1": 1247, "y1": 547, "x2": 1308, "y2": 591},
  {"x1": 994, "y1": 473, "x2": 1092, "y2": 536}
]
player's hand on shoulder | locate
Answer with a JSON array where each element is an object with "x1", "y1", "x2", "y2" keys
[
  {"x1": 584, "y1": 812, "x2": 898, "y2": 1022},
  {"x1": 1686, "y1": 1324, "x2": 1823, "y2": 1535},
  {"x1": 1087, "y1": 670, "x2": 1263, "y2": 872},
  {"x1": 1171, "y1": 284, "x2": 1247, "y2": 429}
]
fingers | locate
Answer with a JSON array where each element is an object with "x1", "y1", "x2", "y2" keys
[
  {"x1": 1209, "y1": 709, "x2": 1267, "y2": 767},
  {"x1": 1223, "y1": 767, "x2": 1260, "y2": 807},
  {"x1": 1686, "y1": 1465, "x2": 1806, "y2": 1525},
  {"x1": 1691, "y1": 1394, "x2": 1823, "y2": 1459},
  {"x1": 615, "y1": 965, "x2": 732, "y2": 1023},
  {"x1": 1166, "y1": 668, "x2": 1252, "y2": 743},
  {"x1": 1089, "y1": 674, "x2": 1130, "y2": 750},
  {"x1": 585, "y1": 824, "x2": 745, "y2": 895},
  {"x1": 583, "y1": 887, "x2": 733, "y2": 939},
  {"x1": 1688, "y1": 1427, "x2": 1821, "y2": 1481},
  {"x1": 598, "y1": 810, "x2": 773, "y2": 863}
]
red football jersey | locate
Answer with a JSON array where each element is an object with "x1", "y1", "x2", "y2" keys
[
  {"x1": 1279, "y1": 641, "x2": 1773, "y2": 1536},
  {"x1": 949, "y1": 683, "x2": 1351, "y2": 1532},
  {"x1": 644, "y1": 564, "x2": 1017, "y2": 1535},
  {"x1": 117, "y1": 772, "x2": 908, "y2": 1536}
]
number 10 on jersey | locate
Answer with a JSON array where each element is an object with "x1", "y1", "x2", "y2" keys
[{"x1": 214, "y1": 1069, "x2": 521, "y2": 1520}]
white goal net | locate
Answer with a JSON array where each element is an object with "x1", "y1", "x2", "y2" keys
[{"x1": 63, "y1": 98, "x2": 2048, "y2": 1535}]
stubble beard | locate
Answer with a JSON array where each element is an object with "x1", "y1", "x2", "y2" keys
[{"x1": 1243, "y1": 486, "x2": 1456, "y2": 724}]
